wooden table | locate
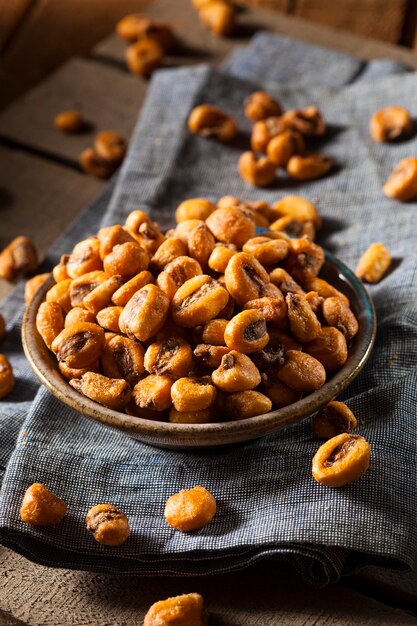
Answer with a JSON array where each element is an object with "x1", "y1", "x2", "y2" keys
[{"x1": 1, "y1": 1, "x2": 417, "y2": 623}]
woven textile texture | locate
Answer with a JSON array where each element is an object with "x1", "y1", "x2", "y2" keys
[{"x1": 0, "y1": 35, "x2": 416, "y2": 586}]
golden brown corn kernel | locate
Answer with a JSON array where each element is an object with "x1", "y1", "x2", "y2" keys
[
  {"x1": 238, "y1": 151, "x2": 277, "y2": 187},
  {"x1": 171, "y1": 275, "x2": 228, "y2": 328},
  {"x1": 64, "y1": 306, "x2": 96, "y2": 328},
  {"x1": 124, "y1": 210, "x2": 166, "y2": 253},
  {"x1": 150, "y1": 237, "x2": 188, "y2": 272},
  {"x1": 112, "y1": 270, "x2": 154, "y2": 306},
  {"x1": 251, "y1": 116, "x2": 286, "y2": 153},
  {"x1": 144, "y1": 337, "x2": 193, "y2": 378},
  {"x1": 266, "y1": 130, "x2": 305, "y2": 168},
  {"x1": 270, "y1": 216, "x2": 316, "y2": 241},
  {"x1": 355, "y1": 243, "x2": 391, "y2": 283},
  {"x1": 171, "y1": 376, "x2": 216, "y2": 411},
  {"x1": 132, "y1": 374, "x2": 173, "y2": 411},
  {"x1": 188, "y1": 224, "x2": 216, "y2": 269},
  {"x1": 0, "y1": 314, "x2": 5, "y2": 341},
  {"x1": 304, "y1": 327, "x2": 348, "y2": 372},
  {"x1": 193, "y1": 344, "x2": 230, "y2": 369},
  {"x1": 94, "y1": 131, "x2": 126, "y2": 166},
  {"x1": 208, "y1": 244, "x2": 237, "y2": 273},
  {"x1": 173, "y1": 219, "x2": 204, "y2": 244},
  {"x1": 79, "y1": 148, "x2": 116, "y2": 180},
  {"x1": 268, "y1": 329, "x2": 302, "y2": 353},
  {"x1": 0, "y1": 236, "x2": 38, "y2": 281},
  {"x1": 59, "y1": 360, "x2": 99, "y2": 380},
  {"x1": 242, "y1": 236, "x2": 289, "y2": 266},
  {"x1": 224, "y1": 252, "x2": 270, "y2": 306},
  {"x1": 0, "y1": 354, "x2": 14, "y2": 399},
  {"x1": 224, "y1": 390, "x2": 272, "y2": 420},
  {"x1": 116, "y1": 14, "x2": 176, "y2": 52},
  {"x1": 285, "y1": 293, "x2": 321, "y2": 342},
  {"x1": 188, "y1": 104, "x2": 237, "y2": 143},
  {"x1": 370, "y1": 106, "x2": 412, "y2": 142},
  {"x1": 67, "y1": 237, "x2": 102, "y2": 279},
  {"x1": 280, "y1": 107, "x2": 325, "y2": 137},
  {"x1": 82, "y1": 275, "x2": 124, "y2": 314},
  {"x1": 285, "y1": 238, "x2": 325, "y2": 284},
  {"x1": 224, "y1": 310, "x2": 269, "y2": 354},
  {"x1": 217, "y1": 196, "x2": 275, "y2": 226},
  {"x1": 199, "y1": 0, "x2": 236, "y2": 36},
  {"x1": 104, "y1": 242, "x2": 149, "y2": 279},
  {"x1": 97, "y1": 225, "x2": 135, "y2": 260},
  {"x1": 96, "y1": 306, "x2": 123, "y2": 332},
  {"x1": 46, "y1": 278, "x2": 73, "y2": 313},
  {"x1": 54, "y1": 110, "x2": 83, "y2": 133},
  {"x1": 164, "y1": 486, "x2": 216, "y2": 531},
  {"x1": 24, "y1": 273, "x2": 51, "y2": 304},
  {"x1": 125, "y1": 38, "x2": 164, "y2": 77},
  {"x1": 51, "y1": 322, "x2": 105, "y2": 369},
  {"x1": 119, "y1": 284, "x2": 170, "y2": 342},
  {"x1": 169, "y1": 407, "x2": 212, "y2": 424},
  {"x1": 312, "y1": 433, "x2": 370, "y2": 487},
  {"x1": 212, "y1": 350, "x2": 261, "y2": 392},
  {"x1": 70, "y1": 372, "x2": 131, "y2": 410},
  {"x1": 262, "y1": 379, "x2": 302, "y2": 408},
  {"x1": 322, "y1": 296, "x2": 358, "y2": 341},
  {"x1": 69, "y1": 271, "x2": 107, "y2": 308},
  {"x1": 206, "y1": 206, "x2": 256, "y2": 248},
  {"x1": 86, "y1": 504, "x2": 130, "y2": 546},
  {"x1": 313, "y1": 401, "x2": 357, "y2": 440},
  {"x1": 52, "y1": 254, "x2": 70, "y2": 282},
  {"x1": 36, "y1": 301, "x2": 65, "y2": 350},
  {"x1": 243, "y1": 295, "x2": 287, "y2": 329},
  {"x1": 144, "y1": 593, "x2": 206, "y2": 626},
  {"x1": 304, "y1": 291, "x2": 324, "y2": 314},
  {"x1": 272, "y1": 195, "x2": 322, "y2": 228},
  {"x1": 20, "y1": 483, "x2": 67, "y2": 526},
  {"x1": 269, "y1": 267, "x2": 305, "y2": 296},
  {"x1": 201, "y1": 319, "x2": 228, "y2": 346},
  {"x1": 287, "y1": 154, "x2": 333, "y2": 181},
  {"x1": 277, "y1": 350, "x2": 326, "y2": 392},
  {"x1": 176, "y1": 198, "x2": 216, "y2": 223},
  {"x1": 303, "y1": 277, "x2": 349, "y2": 304},
  {"x1": 192, "y1": 0, "x2": 212, "y2": 7},
  {"x1": 244, "y1": 91, "x2": 282, "y2": 123},
  {"x1": 157, "y1": 256, "x2": 203, "y2": 300},
  {"x1": 101, "y1": 335, "x2": 145, "y2": 386}
]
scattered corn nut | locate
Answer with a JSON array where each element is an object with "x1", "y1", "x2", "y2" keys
[
  {"x1": 280, "y1": 106, "x2": 326, "y2": 137},
  {"x1": 86, "y1": 503, "x2": 130, "y2": 546},
  {"x1": 0, "y1": 236, "x2": 38, "y2": 281},
  {"x1": 54, "y1": 110, "x2": 84, "y2": 133},
  {"x1": 125, "y1": 38, "x2": 164, "y2": 77},
  {"x1": 79, "y1": 148, "x2": 116, "y2": 180},
  {"x1": 198, "y1": 0, "x2": 236, "y2": 36},
  {"x1": 370, "y1": 106, "x2": 412, "y2": 143},
  {"x1": 312, "y1": 433, "x2": 370, "y2": 487},
  {"x1": 267, "y1": 130, "x2": 305, "y2": 168},
  {"x1": 244, "y1": 91, "x2": 282, "y2": 122},
  {"x1": 251, "y1": 116, "x2": 286, "y2": 153},
  {"x1": 143, "y1": 593, "x2": 207, "y2": 626},
  {"x1": 287, "y1": 153, "x2": 333, "y2": 181},
  {"x1": 164, "y1": 485, "x2": 216, "y2": 531},
  {"x1": 188, "y1": 104, "x2": 237, "y2": 143},
  {"x1": 312, "y1": 401, "x2": 357, "y2": 440},
  {"x1": 94, "y1": 131, "x2": 126, "y2": 166},
  {"x1": 238, "y1": 151, "x2": 277, "y2": 187},
  {"x1": 20, "y1": 483, "x2": 67, "y2": 526},
  {"x1": 383, "y1": 157, "x2": 417, "y2": 201},
  {"x1": 355, "y1": 243, "x2": 391, "y2": 283},
  {"x1": 0, "y1": 354, "x2": 14, "y2": 399}
]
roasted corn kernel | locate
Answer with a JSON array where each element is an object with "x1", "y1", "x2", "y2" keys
[
  {"x1": 355, "y1": 243, "x2": 391, "y2": 283},
  {"x1": 188, "y1": 104, "x2": 237, "y2": 143},
  {"x1": 164, "y1": 485, "x2": 216, "y2": 531},
  {"x1": 312, "y1": 433, "x2": 370, "y2": 487},
  {"x1": 20, "y1": 483, "x2": 67, "y2": 525},
  {"x1": 86, "y1": 503, "x2": 130, "y2": 546},
  {"x1": 312, "y1": 401, "x2": 357, "y2": 440}
]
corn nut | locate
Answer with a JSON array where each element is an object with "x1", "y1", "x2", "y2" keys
[
  {"x1": 312, "y1": 401, "x2": 357, "y2": 440},
  {"x1": 355, "y1": 243, "x2": 391, "y2": 283},
  {"x1": 312, "y1": 433, "x2": 370, "y2": 487},
  {"x1": 188, "y1": 104, "x2": 237, "y2": 143}
]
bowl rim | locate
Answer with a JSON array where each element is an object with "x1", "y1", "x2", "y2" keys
[{"x1": 22, "y1": 251, "x2": 376, "y2": 447}]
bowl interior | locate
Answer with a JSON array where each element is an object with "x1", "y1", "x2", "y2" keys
[{"x1": 22, "y1": 252, "x2": 376, "y2": 450}]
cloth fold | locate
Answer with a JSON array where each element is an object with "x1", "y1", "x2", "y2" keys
[{"x1": 1, "y1": 34, "x2": 416, "y2": 586}]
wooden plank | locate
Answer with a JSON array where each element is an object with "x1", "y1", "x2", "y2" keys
[
  {"x1": 94, "y1": 0, "x2": 417, "y2": 69},
  {"x1": 0, "y1": 0, "x2": 149, "y2": 111},
  {"x1": 292, "y1": 0, "x2": 408, "y2": 44},
  {"x1": 0, "y1": 146, "x2": 103, "y2": 302},
  {"x1": 0, "y1": 58, "x2": 146, "y2": 165},
  {"x1": 1, "y1": 547, "x2": 416, "y2": 626},
  {"x1": 0, "y1": 0, "x2": 34, "y2": 53}
]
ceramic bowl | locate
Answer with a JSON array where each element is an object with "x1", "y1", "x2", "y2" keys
[{"x1": 22, "y1": 252, "x2": 376, "y2": 450}]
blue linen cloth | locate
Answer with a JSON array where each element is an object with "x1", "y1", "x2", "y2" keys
[{"x1": 1, "y1": 35, "x2": 416, "y2": 586}]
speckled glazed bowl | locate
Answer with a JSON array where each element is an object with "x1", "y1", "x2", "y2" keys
[{"x1": 22, "y1": 252, "x2": 376, "y2": 450}]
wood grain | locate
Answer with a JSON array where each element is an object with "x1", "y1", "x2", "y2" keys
[
  {"x1": 1, "y1": 547, "x2": 416, "y2": 626},
  {"x1": 0, "y1": 146, "x2": 103, "y2": 302},
  {"x1": 0, "y1": 0, "x2": 34, "y2": 53},
  {"x1": 0, "y1": 58, "x2": 147, "y2": 165}
]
